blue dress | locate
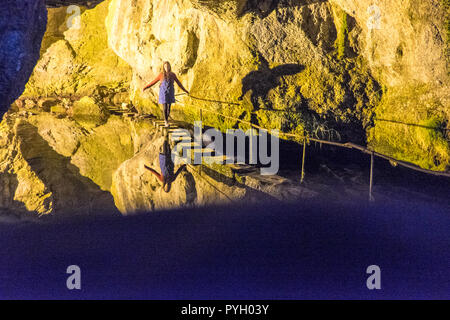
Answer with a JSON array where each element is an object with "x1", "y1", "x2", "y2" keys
[
  {"x1": 159, "y1": 153, "x2": 174, "y2": 181},
  {"x1": 159, "y1": 78, "x2": 175, "y2": 104}
]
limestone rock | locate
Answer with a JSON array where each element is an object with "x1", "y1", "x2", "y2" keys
[
  {"x1": 12, "y1": 0, "x2": 448, "y2": 171},
  {"x1": 330, "y1": 0, "x2": 448, "y2": 86},
  {"x1": 71, "y1": 96, "x2": 109, "y2": 129},
  {"x1": 0, "y1": 0, "x2": 47, "y2": 117},
  {"x1": 70, "y1": 115, "x2": 135, "y2": 191},
  {"x1": 27, "y1": 113, "x2": 86, "y2": 157},
  {"x1": 104, "y1": 0, "x2": 449, "y2": 171},
  {"x1": 23, "y1": 0, "x2": 132, "y2": 98},
  {"x1": 38, "y1": 97, "x2": 60, "y2": 111},
  {"x1": 50, "y1": 104, "x2": 67, "y2": 114},
  {"x1": 0, "y1": 114, "x2": 118, "y2": 218}
]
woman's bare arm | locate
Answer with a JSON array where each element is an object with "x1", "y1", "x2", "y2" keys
[
  {"x1": 143, "y1": 73, "x2": 162, "y2": 91},
  {"x1": 173, "y1": 74, "x2": 189, "y2": 94},
  {"x1": 170, "y1": 164, "x2": 187, "y2": 183},
  {"x1": 144, "y1": 165, "x2": 164, "y2": 183}
]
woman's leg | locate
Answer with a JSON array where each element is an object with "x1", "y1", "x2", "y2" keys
[
  {"x1": 163, "y1": 104, "x2": 169, "y2": 123},
  {"x1": 168, "y1": 104, "x2": 172, "y2": 119}
]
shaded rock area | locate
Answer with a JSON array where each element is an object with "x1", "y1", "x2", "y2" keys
[
  {"x1": 1, "y1": 97, "x2": 447, "y2": 220},
  {"x1": 0, "y1": 0, "x2": 47, "y2": 117}
]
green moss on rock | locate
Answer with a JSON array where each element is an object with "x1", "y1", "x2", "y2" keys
[{"x1": 368, "y1": 84, "x2": 450, "y2": 171}]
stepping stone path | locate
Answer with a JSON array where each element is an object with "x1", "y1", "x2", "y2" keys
[
  {"x1": 106, "y1": 105, "x2": 138, "y2": 118},
  {"x1": 145, "y1": 117, "x2": 307, "y2": 202},
  {"x1": 150, "y1": 119, "x2": 257, "y2": 175}
]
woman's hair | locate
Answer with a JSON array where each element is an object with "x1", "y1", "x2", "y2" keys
[
  {"x1": 162, "y1": 61, "x2": 172, "y2": 81},
  {"x1": 163, "y1": 181, "x2": 171, "y2": 193}
]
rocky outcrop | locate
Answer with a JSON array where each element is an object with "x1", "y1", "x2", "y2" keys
[
  {"x1": 103, "y1": 0, "x2": 448, "y2": 170},
  {"x1": 46, "y1": 1, "x2": 104, "y2": 8},
  {"x1": 1, "y1": 0, "x2": 448, "y2": 219},
  {"x1": 22, "y1": 0, "x2": 132, "y2": 100},
  {"x1": 0, "y1": 102, "x2": 148, "y2": 218},
  {"x1": 0, "y1": 0, "x2": 47, "y2": 117},
  {"x1": 330, "y1": 0, "x2": 448, "y2": 86},
  {"x1": 0, "y1": 112, "x2": 119, "y2": 218}
]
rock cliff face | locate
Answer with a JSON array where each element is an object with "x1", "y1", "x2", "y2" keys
[
  {"x1": 0, "y1": 0, "x2": 448, "y2": 219},
  {"x1": 22, "y1": 0, "x2": 132, "y2": 100},
  {"x1": 0, "y1": 0, "x2": 47, "y2": 117},
  {"x1": 0, "y1": 112, "x2": 120, "y2": 219},
  {"x1": 104, "y1": 0, "x2": 449, "y2": 170}
]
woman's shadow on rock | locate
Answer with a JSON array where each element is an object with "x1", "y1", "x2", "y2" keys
[{"x1": 238, "y1": 59, "x2": 304, "y2": 115}]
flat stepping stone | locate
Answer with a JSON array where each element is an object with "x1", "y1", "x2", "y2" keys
[
  {"x1": 161, "y1": 126, "x2": 178, "y2": 132},
  {"x1": 174, "y1": 142, "x2": 201, "y2": 157},
  {"x1": 229, "y1": 164, "x2": 254, "y2": 168},
  {"x1": 170, "y1": 135, "x2": 192, "y2": 143},
  {"x1": 202, "y1": 147, "x2": 216, "y2": 153},
  {"x1": 229, "y1": 164, "x2": 257, "y2": 174},
  {"x1": 168, "y1": 128, "x2": 188, "y2": 133},
  {"x1": 168, "y1": 128, "x2": 179, "y2": 132},
  {"x1": 176, "y1": 141, "x2": 202, "y2": 149},
  {"x1": 203, "y1": 155, "x2": 233, "y2": 164},
  {"x1": 173, "y1": 154, "x2": 190, "y2": 165}
]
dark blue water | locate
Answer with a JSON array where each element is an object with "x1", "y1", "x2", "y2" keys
[{"x1": 0, "y1": 198, "x2": 448, "y2": 300}]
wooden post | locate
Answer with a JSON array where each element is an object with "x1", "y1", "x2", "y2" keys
[
  {"x1": 301, "y1": 137, "x2": 306, "y2": 183},
  {"x1": 369, "y1": 151, "x2": 374, "y2": 201},
  {"x1": 199, "y1": 108, "x2": 203, "y2": 175}
]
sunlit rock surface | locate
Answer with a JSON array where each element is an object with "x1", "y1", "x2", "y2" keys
[
  {"x1": 23, "y1": 0, "x2": 132, "y2": 100},
  {"x1": 0, "y1": 0, "x2": 47, "y2": 117},
  {"x1": 104, "y1": 0, "x2": 449, "y2": 170}
]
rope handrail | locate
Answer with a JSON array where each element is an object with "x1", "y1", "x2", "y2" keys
[
  {"x1": 176, "y1": 94, "x2": 450, "y2": 179},
  {"x1": 186, "y1": 163, "x2": 235, "y2": 203}
]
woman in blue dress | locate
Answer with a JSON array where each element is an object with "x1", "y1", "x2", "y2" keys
[
  {"x1": 143, "y1": 61, "x2": 189, "y2": 127},
  {"x1": 144, "y1": 133, "x2": 187, "y2": 193}
]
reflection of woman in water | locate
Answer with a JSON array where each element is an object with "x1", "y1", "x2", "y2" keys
[
  {"x1": 144, "y1": 135, "x2": 186, "y2": 193},
  {"x1": 143, "y1": 61, "x2": 189, "y2": 127}
]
